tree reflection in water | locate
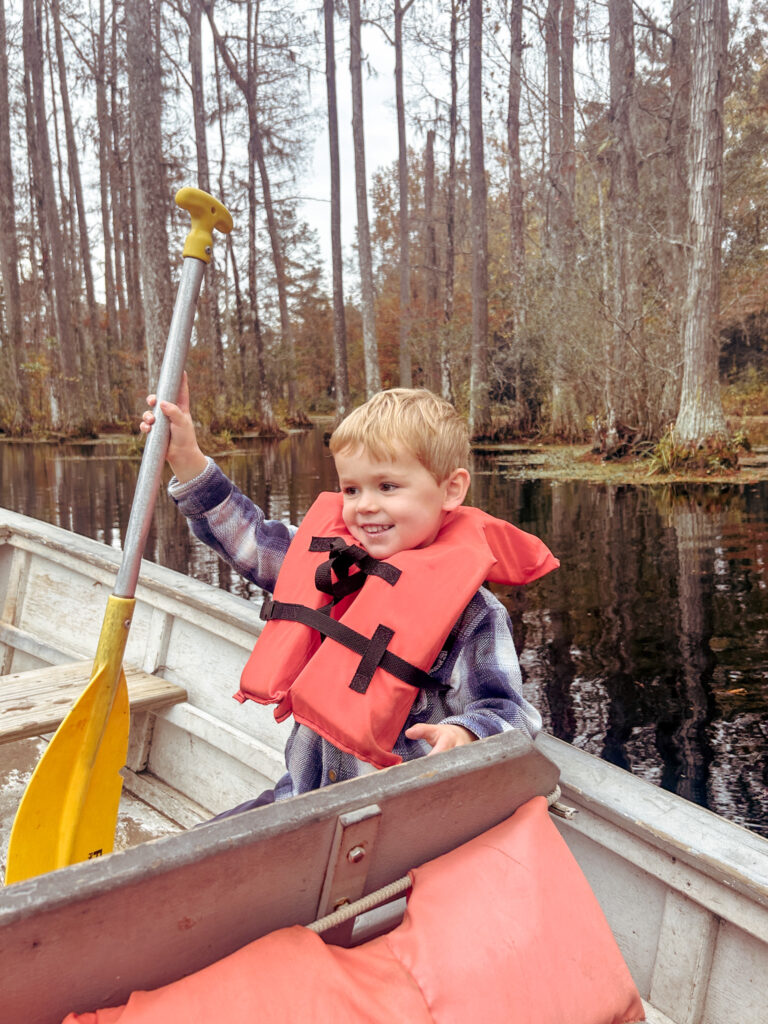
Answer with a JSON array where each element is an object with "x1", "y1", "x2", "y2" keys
[
  {"x1": 472, "y1": 464, "x2": 768, "y2": 837},
  {"x1": 1, "y1": 435, "x2": 766, "y2": 835}
]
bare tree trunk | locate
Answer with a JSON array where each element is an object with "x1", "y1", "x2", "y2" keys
[
  {"x1": 675, "y1": 0, "x2": 729, "y2": 443},
  {"x1": 545, "y1": 0, "x2": 566, "y2": 435},
  {"x1": 51, "y1": 0, "x2": 105, "y2": 421},
  {"x1": 561, "y1": 0, "x2": 575, "y2": 238},
  {"x1": 468, "y1": 0, "x2": 489, "y2": 437},
  {"x1": 95, "y1": 0, "x2": 120, "y2": 421},
  {"x1": 214, "y1": 39, "x2": 235, "y2": 392},
  {"x1": 245, "y1": 3, "x2": 278, "y2": 433},
  {"x1": 545, "y1": 0, "x2": 562, "y2": 257},
  {"x1": 110, "y1": 95, "x2": 128, "y2": 355},
  {"x1": 188, "y1": 2, "x2": 210, "y2": 197},
  {"x1": 252, "y1": 122, "x2": 303, "y2": 421},
  {"x1": 207, "y1": 0, "x2": 298, "y2": 426},
  {"x1": 507, "y1": 0, "x2": 525, "y2": 429},
  {"x1": 661, "y1": 0, "x2": 692, "y2": 423},
  {"x1": 46, "y1": 21, "x2": 70, "y2": 259},
  {"x1": 121, "y1": 116, "x2": 146, "y2": 404},
  {"x1": 507, "y1": 0, "x2": 525, "y2": 320},
  {"x1": 23, "y1": 0, "x2": 81, "y2": 432},
  {"x1": 25, "y1": 142, "x2": 45, "y2": 362},
  {"x1": 45, "y1": 8, "x2": 93, "y2": 413},
  {"x1": 551, "y1": 0, "x2": 578, "y2": 438},
  {"x1": 545, "y1": 0, "x2": 577, "y2": 438},
  {"x1": 668, "y1": 0, "x2": 692, "y2": 300},
  {"x1": 227, "y1": 234, "x2": 247, "y2": 405},
  {"x1": 111, "y1": 1, "x2": 139, "y2": 391},
  {"x1": 125, "y1": 0, "x2": 174, "y2": 386},
  {"x1": 395, "y1": 0, "x2": 414, "y2": 387},
  {"x1": 605, "y1": 0, "x2": 640, "y2": 452},
  {"x1": 324, "y1": 0, "x2": 349, "y2": 420},
  {"x1": 349, "y1": 0, "x2": 380, "y2": 397},
  {"x1": 247, "y1": 141, "x2": 272, "y2": 429},
  {"x1": 423, "y1": 127, "x2": 440, "y2": 391},
  {"x1": 0, "y1": 0, "x2": 24, "y2": 431},
  {"x1": 441, "y1": 0, "x2": 459, "y2": 402},
  {"x1": 187, "y1": 0, "x2": 225, "y2": 398}
]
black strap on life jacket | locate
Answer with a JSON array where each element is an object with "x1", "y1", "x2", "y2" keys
[
  {"x1": 309, "y1": 536, "x2": 401, "y2": 606},
  {"x1": 259, "y1": 535, "x2": 444, "y2": 694},
  {"x1": 259, "y1": 596, "x2": 441, "y2": 694}
]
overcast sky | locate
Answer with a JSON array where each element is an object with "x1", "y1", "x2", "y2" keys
[{"x1": 297, "y1": 18, "x2": 400, "y2": 283}]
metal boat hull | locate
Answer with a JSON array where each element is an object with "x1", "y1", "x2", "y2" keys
[{"x1": 1, "y1": 508, "x2": 766, "y2": 1024}]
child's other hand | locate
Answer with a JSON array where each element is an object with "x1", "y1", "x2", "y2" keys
[
  {"x1": 404, "y1": 722, "x2": 475, "y2": 755},
  {"x1": 139, "y1": 372, "x2": 207, "y2": 483}
]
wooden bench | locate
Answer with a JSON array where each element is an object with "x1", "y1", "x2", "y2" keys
[{"x1": 0, "y1": 661, "x2": 187, "y2": 744}]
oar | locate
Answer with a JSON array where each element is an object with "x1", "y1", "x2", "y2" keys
[{"x1": 5, "y1": 188, "x2": 233, "y2": 885}]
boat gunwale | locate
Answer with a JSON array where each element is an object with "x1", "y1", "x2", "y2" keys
[
  {"x1": 0, "y1": 507, "x2": 262, "y2": 637},
  {"x1": 0, "y1": 729, "x2": 554, "y2": 922},
  {"x1": 538, "y1": 734, "x2": 768, "y2": 914}
]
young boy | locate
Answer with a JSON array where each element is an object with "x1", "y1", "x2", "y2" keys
[{"x1": 141, "y1": 379, "x2": 557, "y2": 803}]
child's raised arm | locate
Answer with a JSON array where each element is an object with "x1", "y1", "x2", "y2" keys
[{"x1": 140, "y1": 371, "x2": 208, "y2": 483}]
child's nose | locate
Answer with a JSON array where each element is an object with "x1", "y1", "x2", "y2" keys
[{"x1": 357, "y1": 488, "x2": 379, "y2": 512}]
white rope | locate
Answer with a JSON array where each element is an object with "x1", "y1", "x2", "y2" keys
[
  {"x1": 307, "y1": 875, "x2": 413, "y2": 934},
  {"x1": 546, "y1": 784, "x2": 561, "y2": 806},
  {"x1": 546, "y1": 784, "x2": 577, "y2": 819}
]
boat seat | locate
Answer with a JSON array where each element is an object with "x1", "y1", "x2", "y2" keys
[{"x1": 0, "y1": 660, "x2": 187, "y2": 744}]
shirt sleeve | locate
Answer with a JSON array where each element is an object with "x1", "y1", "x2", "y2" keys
[
  {"x1": 435, "y1": 588, "x2": 542, "y2": 741},
  {"x1": 168, "y1": 457, "x2": 297, "y2": 592}
]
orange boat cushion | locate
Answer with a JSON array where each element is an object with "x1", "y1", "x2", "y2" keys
[{"x1": 62, "y1": 796, "x2": 645, "y2": 1024}]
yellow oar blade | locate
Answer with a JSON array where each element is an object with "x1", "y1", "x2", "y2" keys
[{"x1": 5, "y1": 597, "x2": 134, "y2": 885}]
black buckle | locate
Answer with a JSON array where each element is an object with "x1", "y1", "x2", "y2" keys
[{"x1": 310, "y1": 536, "x2": 401, "y2": 604}]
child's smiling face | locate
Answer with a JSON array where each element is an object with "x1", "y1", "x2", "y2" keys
[{"x1": 334, "y1": 444, "x2": 469, "y2": 559}]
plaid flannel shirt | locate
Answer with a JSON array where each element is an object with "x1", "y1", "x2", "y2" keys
[{"x1": 170, "y1": 458, "x2": 542, "y2": 798}]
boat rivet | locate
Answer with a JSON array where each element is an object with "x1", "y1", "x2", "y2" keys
[
  {"x1": 123, "y1": 619, "x2": 131, "y2": 629},
  {"x1": 347, "y1": 845, "x2": 365, "y2": 864},
  {"x1": 205, "y1": 245, "x2": 212, "y2": 255}
]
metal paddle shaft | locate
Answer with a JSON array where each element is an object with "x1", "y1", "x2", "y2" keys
[
  {"x1": 5, "y1": 188, "x2": 233, "y2": 885},
  {"x1": 114, "y1": 257, "x2": 205, "y2": 598}
]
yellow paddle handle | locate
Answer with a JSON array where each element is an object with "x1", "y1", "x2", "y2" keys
[{"x1": 176, "y1": 187, "x2": 233, "y2": 263}]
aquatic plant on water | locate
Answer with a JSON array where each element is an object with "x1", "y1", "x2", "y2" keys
[{"x1": 646, "y1": 427, "x2": 750, "y2": 476}]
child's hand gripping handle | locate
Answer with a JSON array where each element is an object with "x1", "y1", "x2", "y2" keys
[{"x1": 176, "y1": 187, "x2": 234, "y2": 263}]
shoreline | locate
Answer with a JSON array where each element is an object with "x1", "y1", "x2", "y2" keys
[
  {"x1": 3, "y1": 431, "x2": 768, "y2": 486},
  {"x1": 473, "y1": 441, "x2": 768, "y2": 486}
]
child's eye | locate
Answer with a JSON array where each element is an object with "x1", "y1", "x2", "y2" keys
[
  {"x1": 342, "y1": 486, "x2": 358, "y2": 496},
  {"x1": 379, "y1": 482, "x2": 397, "y2": 492}
]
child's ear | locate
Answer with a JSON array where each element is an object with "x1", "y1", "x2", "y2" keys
[{"x1": 443, "y1": 468, "x2": 471, "y2": 510}]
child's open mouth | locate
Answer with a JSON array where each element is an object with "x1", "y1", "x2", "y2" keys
[{"x1": 362, "y1": 524, "x2": 392, "y2": 534}]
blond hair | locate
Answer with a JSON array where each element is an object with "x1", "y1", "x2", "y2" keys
[{"x1": 329, "y1": 388, "x2": 470, "y2": 482}]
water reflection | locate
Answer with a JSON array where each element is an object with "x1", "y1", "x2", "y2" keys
[
  {"x1": 472, "y1": 464, "x2": 768, "y2": 836},
  {"x1": 1, "y1": 436, "x2": 766, "y2": 835}
]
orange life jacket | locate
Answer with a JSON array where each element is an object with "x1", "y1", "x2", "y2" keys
[{"x1": 236, "y1": 492, "x2": 559, "y2": 768}]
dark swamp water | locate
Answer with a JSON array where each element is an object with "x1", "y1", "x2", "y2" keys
[{"x1": 2, "y1": 431, "x2": 767, "y2": 836}]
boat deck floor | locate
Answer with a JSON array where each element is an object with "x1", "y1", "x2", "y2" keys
[{"x1": 0, "y1": 734, "x2": 200, "y2": 880}]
